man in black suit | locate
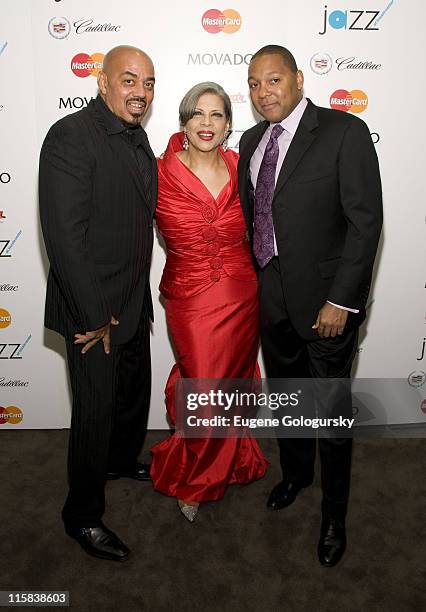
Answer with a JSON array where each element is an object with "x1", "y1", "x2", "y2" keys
[
  {"x1": 238, "y1": 45, "x2": 382, "y2": 566},
  {"x1": 39, "y1": 46, "x2": 157, "y2": 561}
]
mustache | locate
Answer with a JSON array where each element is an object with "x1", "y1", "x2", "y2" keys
[{"x1": 127, "y1": 97, "x2": 146, "y2": 105}]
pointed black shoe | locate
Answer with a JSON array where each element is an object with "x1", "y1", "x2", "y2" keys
[
  {"x1": 65, "y1": 523, "x2": 131, "y2": 562},
  {"x1": 318, "y1": 516, "x2": 346, "y2": 567},
  {"x1": 266, "y1": 479, "x2": 312, "y2": 510},
  {"x1": 106, "y1": 461, "x2": 151, "y2": 481}
]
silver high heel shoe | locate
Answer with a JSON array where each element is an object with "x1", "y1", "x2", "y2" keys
[{"x1": 177, "y1": 499, "x2": 199, "y2": 523}]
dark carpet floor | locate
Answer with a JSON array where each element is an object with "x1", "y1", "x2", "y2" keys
[{"x1": 1, "y1": 431, "x2": 425, "y2": 611}]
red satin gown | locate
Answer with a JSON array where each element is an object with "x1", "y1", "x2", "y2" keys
[{"x1": 150, "y1": 132, "x2": 268, "y2": 502}]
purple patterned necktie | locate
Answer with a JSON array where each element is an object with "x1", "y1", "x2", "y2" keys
[{"x1": 253, "y1": 124, "x2": 284, "y2": 268}]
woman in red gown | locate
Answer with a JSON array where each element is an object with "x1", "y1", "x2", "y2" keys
[{"x1": 150, "y1": 82, "x2": 268, "y2": 521}]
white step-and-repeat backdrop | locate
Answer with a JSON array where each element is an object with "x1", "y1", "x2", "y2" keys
[{"x1": 0, "y1": 0, "x2": 425, "y2": 428}]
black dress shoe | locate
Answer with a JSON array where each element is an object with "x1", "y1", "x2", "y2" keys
[
  {"x1": 65, "y1": 522, "x2": 130, "y2": 562},
  {"x1": 106, "y1": 461, "x2": 151, "y2": 481},
  {"x1": 267, "y1": 479, "x2": 311, "y2": 510},
  {"x1": 318, "y1": 516, "x2": 346, "y2": 567}
]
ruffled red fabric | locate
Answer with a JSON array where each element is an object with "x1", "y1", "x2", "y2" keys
[
  {"x1": 150, "y1": 133, "x2": 268, "y2": 502},
  {"x1": 157, "y1": 131, "x2": 257, "y2": 300}
]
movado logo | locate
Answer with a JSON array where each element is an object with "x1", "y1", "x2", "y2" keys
[
  {"x1": 187, "y1": 52, "x2": 253, "y2": 66},
  {"x1": 319, "y1": 1, "x2": 395, "y2": 35},
  {"x1": 59, "y1": 96, "x2": 94, "y2": 110},
  {"x1": 0, "y1": 172, "x2": 11, "y2": 184}
]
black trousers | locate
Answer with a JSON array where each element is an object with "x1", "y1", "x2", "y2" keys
[
  {"x1": 260, "y1": 258, "x2": 358, "y2": 519},
  {"x1": 62, "y1": 309, "x2": 151, "y2": 528}
]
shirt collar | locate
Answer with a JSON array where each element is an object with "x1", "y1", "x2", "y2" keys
[
  {"x1": 271, "y1": 96, "x2": 308, "y2": 136},
  {"x1": 95, "y1": 94, "x2": 148, "y2": 147}
]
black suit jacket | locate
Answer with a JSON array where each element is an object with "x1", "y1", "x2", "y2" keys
[
  {"x1": 39, "y1": 96, "x2": 157, "y2": 345},
  {"x1": 238, "y1": 99, "x2": 383, "y2": 340}
]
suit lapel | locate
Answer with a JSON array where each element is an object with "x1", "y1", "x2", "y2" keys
[
  {"x1": 273, "y1": 100, "x2": 319, "y2": 200},
  {"x1": 115, "y1": 136, "x2": 150, "y2": 208},
  {"x1": 240, "y1": 120, "x2": 269, "y2": 169},
  {"x1": 90, "y1": 101, "x2": 155, "y2": 214},
  {"x1": 138, "y1": 128, "x2": 157, "y2": 215},
  {"x1": 239, "y1": 121, "x2": 268, "y2": 227},
  {"x1": 137, "y1": 128, "x2": 158, "y2": 213},
  {"x1": 150, "y1": 156, "x2": 158, "y2": 215}
]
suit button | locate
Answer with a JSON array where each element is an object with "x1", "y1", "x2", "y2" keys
[{"x1": 210, "y1": 270, "x2": 221, "y2": 282}]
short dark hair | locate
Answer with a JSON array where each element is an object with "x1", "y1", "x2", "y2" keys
[
  {"x1": 250, "y1": 45, "x2": 298, "y2": 73},
  {"x1": 179, "y1": 82, "x2": 232, "y2": 128}
]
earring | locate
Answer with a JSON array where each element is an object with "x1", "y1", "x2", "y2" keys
[
  {"x1": 183, "y1": 129, "x2": 189, "y2": 151},
  {"x1": 222, "y1": 126, "x2": 230, "y2": 152}
]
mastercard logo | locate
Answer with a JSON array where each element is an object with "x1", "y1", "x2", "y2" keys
[
  {"x1": 0, "y1": 406, "x2": 23, "y2": 425},
  {"x1": 71, "y1": 52, "x2": 104, "y2": 78},
  {"x1": 201, "y1": 9, "x2": 242, "y2": 33},
  {"x1": 0, "y1": 307, "x2": 11, "y2": 328},
  {"x1": 329, "y1": 89, "x2": 368, "y2": 113}
]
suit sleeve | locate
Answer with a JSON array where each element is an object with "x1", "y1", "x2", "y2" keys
[
  {"x1": 237, "y1": 130, "x2": 255, "y2": 237},
  {"x1": 238, "y1": 130, "x2": 248, "y2": 154},
  {"x1": 327, "y1": 118, "x2": 383, "y2": 309},
  {"x1": 39, "y1": 120, "x2": 111, "y2": 331}
]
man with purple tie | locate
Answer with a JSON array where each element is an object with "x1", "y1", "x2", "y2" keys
[{"x1": 238, "y1": 45, "x2": 382, "y2": 566}]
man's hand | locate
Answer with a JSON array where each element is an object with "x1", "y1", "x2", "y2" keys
[
  {"x1": 74, "y1": 316, "x2": 119, "y2": 354},
  {"x1": 312, "y1": 303, "x2": 348, "y2": 338}
]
